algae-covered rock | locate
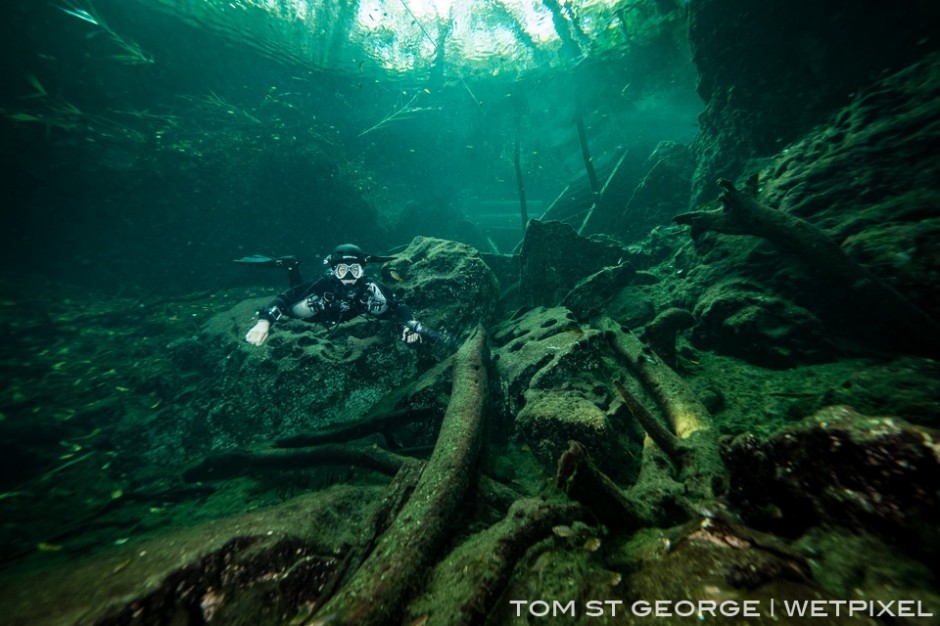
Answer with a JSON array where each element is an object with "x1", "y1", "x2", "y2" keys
[
  {"x1": 562, "y1": 263, "x2": 637, "y2": 322},
  {"x1": 820, "y1": 357, "x2": 940, "y2": 428},
  {"x1": 0, "y1": 485, "x2": 381, "y2": 626},
  {"x1": 378, "y1": 236, "x2": 500, "y2": 336},
  {"x1": 615, "y1": 517, "x2": 879, "y2": 626},
  {"x1": 149, "y1": 237, "x2": 498, "y2": 465},
  {"x1": 516, "y1": 391, "x2": 614, "y2": 470},
  {"x1": 692, "y1": 279, "x2": 829, "y2": 368},
  {"x1": 491, "y1": 307, "x2": 605, "y2": 409},
  {"x1": 723, "y1": 405, "x2": 940, "y2": 555},
  {"x1": 492, "y1": 307, "x2": 617, "y2": 469}
]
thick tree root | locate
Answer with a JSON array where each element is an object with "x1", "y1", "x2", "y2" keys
[
  {"x1": 311, "y1": 327, "x2": 489, "y2": 626},
  {"x1": 274, "y1": 407, "x2": 439, "y2": 448},
  {"x1": 182, "y1": 444, "x2": 408, "y2": 482},
  {"x1": 404, "y1": 498, "x2": 587, "y2": 625},
  {"x1": 674, "y1": 178, "x2": 940, "y2": 356},
  {"x1": 321, "y1": 458, "x2": 426, "y2": 605},
  {"x1": 613, "y1": 380, "x2": 684, "y2": 466}
]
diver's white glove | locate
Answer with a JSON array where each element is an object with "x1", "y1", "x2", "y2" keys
[
  {"x1": 245, "y1": 319, "x2": 271, "y2": 346},
  {"x1": 402, "y1": 321, "x2": 423, "y2": 344}
]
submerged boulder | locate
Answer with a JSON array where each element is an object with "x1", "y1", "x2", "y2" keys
[
  {"x1": 492, "y1": 307, "x2": 618, "y2": 469},
  {"x1": 692, "y1": 278, "x2": 829, "y2": 368},
  {"x1": 723, "y1": 405, "x2": 940, "y2": 556},
  {"x1": 152, "y1": 237, "x2": 498, "y2": 464}
]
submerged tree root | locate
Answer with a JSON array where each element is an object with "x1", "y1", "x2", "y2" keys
[
  {"x1": 556, "y1": 440, "x2": 651, "y2": 529},
  {"x1": 674, "y1": 178, "x2": 940, "y2": 357},
  {"x1": 601, "y1": 316, "x2": 725, "y2": 507},
  {"x1": 182, "y1": 444, "x2": 408, "y2": 482},
  {"x1": 554, "y1": 318, "x2": 726, "y2": 528},
  {"x1": 311, "y1": 327, "x2": 489, "y2": 626},
  {"x1": 404, "y1": 498, "x2": 587, "y2": 625}
]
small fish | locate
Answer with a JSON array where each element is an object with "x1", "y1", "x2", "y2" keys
[
  {"x1": 111, "y1": 558, "x2": 131, "y2": 573},
  {"x1": 111, "y1": 489, "x2": 123, "y2": 499},
  {"x1": 583, "y1": 537, "x2": 602, "y2": 552},
  {"x1": 552, "y1": 525, "x2": 575, "y2": 538},
  {"x1": 37, "y1": 542, "x2": 64, "y2": 552},
  {"x1": 609, "y1": 572, "x2": 622, "y2": 587}
]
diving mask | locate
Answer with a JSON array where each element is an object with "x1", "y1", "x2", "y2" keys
[{"x1": 334, "y1": 263, "x2": 363, "y2": 280}]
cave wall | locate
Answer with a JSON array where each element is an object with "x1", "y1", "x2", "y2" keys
[{"x1": 686, "y1": 0, "x2": 940, "y2": 208}]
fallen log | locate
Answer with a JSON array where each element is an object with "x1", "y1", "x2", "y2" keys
[
  {"x1": 674, "y1": 178, "x2": 940, "y2": 357},
  {"x1": 613, "y1": 379, "x2": 684, "y2": 467},
  {"x1": 311, "y1": 327, "x2": 489, "y2": 626}
]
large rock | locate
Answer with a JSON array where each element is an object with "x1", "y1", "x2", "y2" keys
[
  {"x1": 723, "y1": 405, "x2": 940, "y2": 555},
  {"x1": 146, "y1": 237, "x2": 498, "y2": 465},
  {"x1": 491, "y1": 307, "x2": 620, "y2": 470},
  {"x1": 691, "y1": 278, "x2": 830, "y2": 368}
]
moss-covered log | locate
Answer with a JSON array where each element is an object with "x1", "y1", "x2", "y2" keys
[
  {"x1": 674, "y1": 179, "x2": 940, "y2": 357},
  {"x1": 311, "y1": 327, "x2": 489, "y2": 626},
  {"x1": 405, "y1": 498, "x2": 587, "y2": 625},
  {"x1": 600, "y1": 316, "x2": 725, "y2": 507}
]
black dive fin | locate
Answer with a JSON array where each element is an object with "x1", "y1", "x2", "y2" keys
[{"x1": 233, "y1": 255, "x2": 300, "y2": 269}]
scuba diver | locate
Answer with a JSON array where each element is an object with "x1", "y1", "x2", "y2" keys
[{"x1": 239, "y1": 243, "x2": 426, "y2": 347}]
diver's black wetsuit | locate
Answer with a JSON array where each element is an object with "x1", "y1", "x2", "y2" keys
[{"x1": 258, "y1": 273, "x2": 413, "y2": 328}]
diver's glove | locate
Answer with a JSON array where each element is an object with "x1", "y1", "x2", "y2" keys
[{"x1": 402, "y1": 320, "x2": 423, "y2": 344}]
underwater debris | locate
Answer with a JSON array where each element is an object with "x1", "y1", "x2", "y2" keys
[
  {"x1": 57, "y1": 1, "x2": 153, "y2": 64},
  {"x1": 194, "y1": 89, "x2": 262, "y2": 124},
  {"x1": 358, "y1": 93, "x2": 419, "y2": 136}
]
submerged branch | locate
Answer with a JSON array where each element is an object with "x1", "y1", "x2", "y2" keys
[{"x1": 674, "y1": 178, "x2": 940, "y2": 357}]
